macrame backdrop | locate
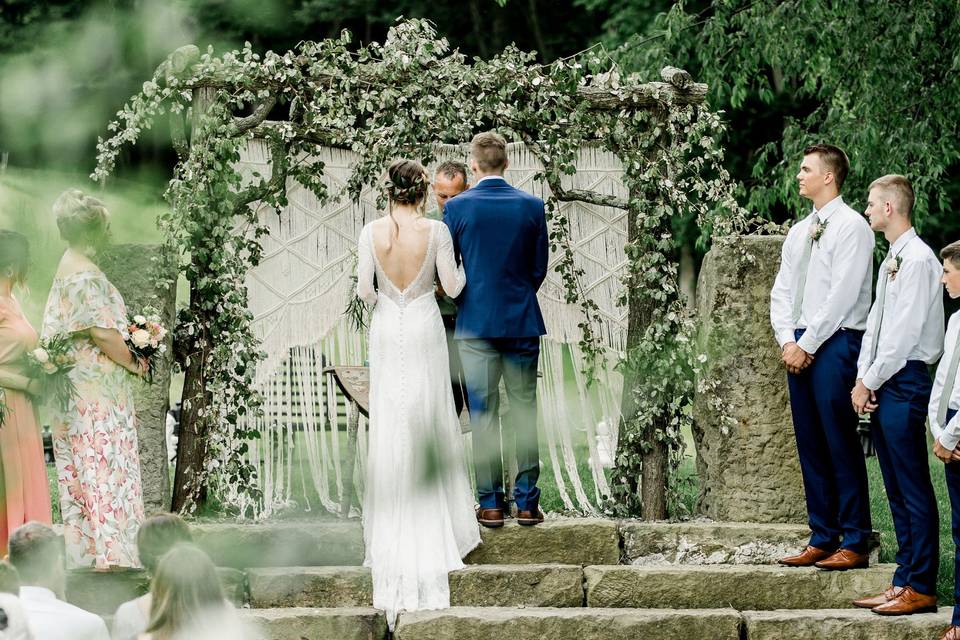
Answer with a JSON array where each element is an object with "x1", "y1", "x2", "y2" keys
[{"x1": 235, "y1": 140, "x2": 627, "y2": 517}]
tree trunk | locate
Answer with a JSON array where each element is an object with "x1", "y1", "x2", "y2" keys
[{"x1": 171, "y1": 87, "x2": 216, "y2": 512}]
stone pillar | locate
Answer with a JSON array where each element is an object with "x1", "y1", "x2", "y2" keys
[
  {"x1": 693, "y1": 235, "x2": 806, "y2": 523},
  {"x1": 99, "y1": 244, "x2": 176, "y2": 513}
]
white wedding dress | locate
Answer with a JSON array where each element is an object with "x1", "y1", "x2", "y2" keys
[{"x1": 356, "y1": 218, "x2": 481, "y2": 629}]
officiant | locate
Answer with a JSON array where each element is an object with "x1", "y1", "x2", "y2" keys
[{"x1": 432, "y1": 161, "x2": 471, "y2": 418}]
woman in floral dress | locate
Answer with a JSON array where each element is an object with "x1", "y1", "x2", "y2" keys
[
  {"x1": 0, "y1": 230, "x2": 52, "y2": 555},
  {"x1": 41, "y1": 189, "x2": 147, "y2": 569}
]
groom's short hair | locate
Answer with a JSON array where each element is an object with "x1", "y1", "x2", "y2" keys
[
  {"x1": 471, "y1": 131, "x2": 508, "y2": 173},
  {"x1": 803, "y1": 143, "x2": 849, "y2": 190},
  {"x1": 868, "y1": 174, "x2": 915, "y2": 219},
  {"x1": 942, "y1": 240, "x2": 960, "y2": 268}
]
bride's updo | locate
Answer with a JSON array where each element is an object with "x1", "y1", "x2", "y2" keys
[
  {"x1": 53, "y1": 188, "x2": 111, "y2": 254},
  {"x1": 384, "y1": 159, "x2": 429, "y2": 207}
]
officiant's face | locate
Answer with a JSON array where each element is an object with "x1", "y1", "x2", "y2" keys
[{"x1": 433, "y1": 173, "x2": 468, "y2": 212}]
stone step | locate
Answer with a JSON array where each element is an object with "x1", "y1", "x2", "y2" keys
[
  {"x1": 243, "y1": 607, "x2": 387, "y2": 640},
  {"x1": 584, "y1": 564, "x2": 894, "y2": 610},
  {"x1": 742, "y1": 609, "x2": 952, "y2": 639},
  {"x1": 192, "y1": 517, "x2": 853, "y2": 568},
  {"x1": 248, "y1": 563, "x2": 895, "y2": 611},
  {"x1": 248, "y1": 564, "x2": 584, "y2": 608},
  {"x1": 243, "y1": 606, "x2": 953, "y2": 640},
  {"x1": 394, "y1": 607, "x2": 744, "y2": 640},
  {"x1": 192, "y1": 518, "x2": 619, "y2": 567},
  {"x1": 620, "y1": 520, "x2": 881, "y2": 565},
  {"x1": 65, "y1": 566, "x2": 245, "y2": 616}
]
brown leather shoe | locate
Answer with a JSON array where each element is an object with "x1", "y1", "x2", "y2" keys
[
  {"x1": 517, "y1": 508, "x2": 544, "y2": 526},
  {"x1": 779, "y1": 546, "x2": 832, "y2": 567},
  {"x1": 814, "y1": 548, "x2": 869, "y2": 570},
  {"x1": 871, "y1": 586, "x2": 937, "y2": 616},
  {"x1": 940, "y1": 625, "x2": 960, "y2": 640},
  {"x1": 476, "y1": 507, "x2": 504, "y2": 528},
  {"x1": 852, "y1": 585, "x2": 902, "y2": 609}
]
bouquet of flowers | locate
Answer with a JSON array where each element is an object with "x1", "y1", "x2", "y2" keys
[
  {"x1": 126, "y1": 307, "x2": 168, "y2": 383},
  {"x1": 24, "y1": 334, "x2": 78, "y2": 411}
]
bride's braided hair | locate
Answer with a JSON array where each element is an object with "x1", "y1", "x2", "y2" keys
[{"x1": 383, "y1": 159, "x2": 429, "y2": 250}]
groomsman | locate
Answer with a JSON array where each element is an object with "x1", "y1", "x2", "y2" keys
[
  {"x1": 770, "y1": 144, "x2": 875, "y2": 569},
  {"x1": 850, "y1": 175, "x2": 943, "y2": 615},
  {"x1": 930, "y1": 240, "x2": 960, "y2": 640}
]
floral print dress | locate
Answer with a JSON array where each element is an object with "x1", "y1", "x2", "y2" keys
[{"x1": 42, "y1": 270, "x2": 144, "y2": 569}]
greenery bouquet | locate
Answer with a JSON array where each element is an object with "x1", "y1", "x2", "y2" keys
[{"x1": 24, "y1": 334, "x2": 78, "y2": 411}]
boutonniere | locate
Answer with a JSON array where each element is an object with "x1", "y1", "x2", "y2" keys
[
  {"x1": 809, "y1": 219, "x2": 828, "y2": 244},
  {"x1": 887, "y1": 255, "x2": 903, "y2": 281}
]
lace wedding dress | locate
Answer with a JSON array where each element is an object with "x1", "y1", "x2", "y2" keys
[{"x1": 356, "y1": 219, "x2": 481, "y2": 629}]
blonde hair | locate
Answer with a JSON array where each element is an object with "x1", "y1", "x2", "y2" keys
[
  {"x1": 52, "y1": 188, "x2": 111, "y2": 252},
  {"x1": 145, "y1": 544, "x2": 227, "y2": 639},
  {"x1": 868, "y1": 174, "x2": 915, "y2": 219},
  {"x1": 471, "y1": 131, "x2": 508, "y2": 173}
]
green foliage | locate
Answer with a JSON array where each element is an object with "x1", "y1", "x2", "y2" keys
[
  {"x1": 94, "y1": 18, "x2": 745, "y2": 517},
  {"x1": 593, "y1": 0, "x2": 960, "y2": 246}
]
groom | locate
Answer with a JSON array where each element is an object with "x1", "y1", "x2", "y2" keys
[{"x1": 444, "y1": 131, "x2": 549, "y2": 528}]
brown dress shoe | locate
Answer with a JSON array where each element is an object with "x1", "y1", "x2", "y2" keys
[
  {"x1": 814, "y1": 548, "x2": 869, "y2": 570},
  {"x1": 476, "y1": 507, "x2": 504, "y2": 528},
  {"x1": 871, "y1": 586, "x2": 937, "y2": 616},
  {"x1": 852, "y1": 585, "x2": 902, "y2": 609},
  {"x1": 941, "y1": 625, "x2": 960, "y2": 640},
  {"x1": 779, "y1": 546, "x2": 832, "y2": 567},
  {"x1": 517, "y1": 508, "x2": 544, "y2": 526}
]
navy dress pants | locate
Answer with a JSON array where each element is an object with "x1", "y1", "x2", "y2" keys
[
  {"x1": 459, "y1": 337, "x2": 541, "y2": 512},
  {"x1": 871, "y1": 361, "x2": 938, "y2": 595},
  {"x1": 787, "y1": 329, "x2": 872, "y2": 553},
  {"x1": 943, "y1": 408, "x2": 960, "y2": 623}
]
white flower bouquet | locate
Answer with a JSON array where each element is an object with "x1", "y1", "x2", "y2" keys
[
  {"x1": 125, "y1": 307, "x2": 168, "y2": 383},
  {"x1": 24, "y1": 334, "x2": 78, "y2": 411}
]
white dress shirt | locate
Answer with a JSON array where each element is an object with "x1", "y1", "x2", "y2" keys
[
  {"x1": 20, "y1": 586, "x2": 110, "y2": 640},
  {"x1": 770, "y1": 196, "x2": 875, "y2": 353},
  {"x1": 856, "y1": 229, "x2": 944, "y2": 390},
  {"x1": 930, "y1": 310, "x2": 960, "y2": 449}
]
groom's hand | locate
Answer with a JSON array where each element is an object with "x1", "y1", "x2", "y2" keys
[{"x1": 436, "y1": 283, "x2": 446, "y2": 297}]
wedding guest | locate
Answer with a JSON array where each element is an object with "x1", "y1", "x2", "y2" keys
[
  {"x1": 112, "y1": 514, "x2": 193, "y2": 640},
  {"x1": 40, "y1": 189, "x2": 146, "y2": 570},
  {"x1": 432, "y1": 160, "x2": 470, "y2": 417},
  {"x1": 929, "y1": 240, "x2": 960, "y2": 640},
  {"x1": 849, "y1": 175, "x2": 942, "y2": 615},
  {"x1": 0, "y1": 231, "x2": 52, "y2": 556},
  {"x1": 140, "y1": 544, "x2": 250, "y2": 640},
  {"x1": 770, "y1": 144, "x2": 875, "y2": 569},
  {"x1": 0, "y1": 591, "x2": 34, "y2": 640},
  {"x1": 10, "y1": 522, "x2": 109, "y2": 640}
]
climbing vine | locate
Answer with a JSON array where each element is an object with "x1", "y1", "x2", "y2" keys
[{"x1": 94, "y1": 19, "x2": 748, "y2": 518}]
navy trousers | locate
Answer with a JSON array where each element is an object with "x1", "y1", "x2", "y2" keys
[
  {"x1": 458, "y1": 337, "x2": 541, "y2": 511},
  {"x1": 787, "y1": 329, "x2": 872, "y2": 553},
  {"x1": 871, "y1": 361, "x2": 938, "y2": 595},
  {"x1": 943, "y1": 408, "x2": 960, "y2": 623}
]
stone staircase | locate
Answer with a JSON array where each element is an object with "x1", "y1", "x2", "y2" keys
[{"x1": 66, "y1": 517, "x2": 953, "y2": 639}]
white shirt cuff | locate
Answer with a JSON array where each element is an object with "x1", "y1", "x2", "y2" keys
[
  {"x1": 861, "y1": 370, "x2": 885, "y2": 392},
  {"x1": 796, "y1": 332, "x2": 818, "y2": 354},
  {"x1": 940, "y1": 431, "x2": 960, "y2": 452},
  {"x1": 776, "y1": 330, "x2": 796, "y2": 349}
]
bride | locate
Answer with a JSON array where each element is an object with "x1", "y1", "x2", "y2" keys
[{"x1": 356, "y1": 158, "x2": 481, "y2": 628}]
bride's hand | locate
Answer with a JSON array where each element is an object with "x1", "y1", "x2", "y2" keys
[{"x1": 127, "y1": 356, "x2": 149, "y2": 377}]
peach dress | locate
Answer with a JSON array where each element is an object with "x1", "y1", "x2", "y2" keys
[{"x1": 0, "y1": 296, "x2": 52, "y2": 554}]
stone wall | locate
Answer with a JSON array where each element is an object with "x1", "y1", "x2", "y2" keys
[
  {"x1": 693, "y1": 235, "x2": 805, "y2": 523},
  {"x1": 99, "y1": 244, "x2": 176, "y2": 513}
]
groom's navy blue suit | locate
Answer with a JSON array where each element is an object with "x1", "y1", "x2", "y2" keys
[{"x1": 444, "y1": 176, "x2": 549, "y2": 512}]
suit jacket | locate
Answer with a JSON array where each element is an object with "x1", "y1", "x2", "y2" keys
[{"x1": 444, "y1": 176, "x2": 548, "y2": 339}]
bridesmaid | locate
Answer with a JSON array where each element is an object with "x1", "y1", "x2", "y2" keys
[
  {"x1": 41, "y1": 189, "x2": 146, "y2": 569},
  {"x1": 0, "y1": 230, "x2": 52, "y2": 555}
]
